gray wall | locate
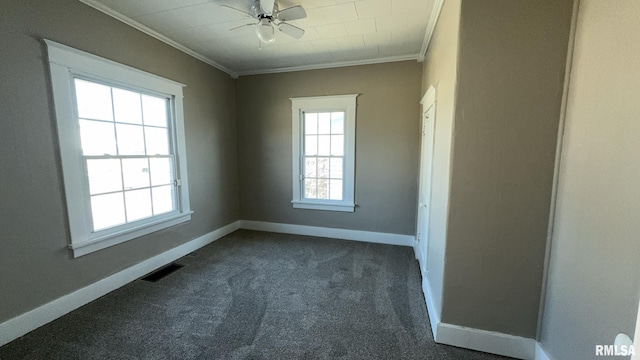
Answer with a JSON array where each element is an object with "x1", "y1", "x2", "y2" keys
[
  {"x1": 440, "y1": 0, "x2": 573, "y2": 338},
  {"x1": 420, "y1": 0, "x2": 461, "y2": 320},
  {"x1": 236, "y1": 62, "x2": 423, "y2": 235},
  {"x1": 540, "y1": 1, "x2": 640, "y2": 359},
  {"x1": 0, "y1": 0, "x2": 239, "y2": 323}
]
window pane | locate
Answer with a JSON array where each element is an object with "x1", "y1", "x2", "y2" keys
[
  {"x1": 318, "y1": 135, "x2": 330, "y2": 155},
  {"x1": 86, "y1": 159, "x2": 122, "y2": 195},
  {"x1": 116, "y1": 124, "x2": 145, "y2": 155},
  {"x1": 331, "y1": 112, "x2": 344, "y2": 134},
  {"x1": 330, "y1": 158, "x2": 343, "y2": 179},
  {"x1": 317, "y1": 178, "x2": 329, "y2": 199},
  {"x1": 142, "y1": 95, "x2": 168, "y2": 127},
  {"x1": 304, "y1": 179, "x2": 317, "y2": 199},
  {"x1": 125, "y1": 188, "x2": 152, "y2": 222},
  {"x1": 305, "y1": 157, "x2": 317, "y2": 178},
  {"x1": 150, "y1": 158, "x2": 173, "y2": 186},
  {"x1": 305, "y1": 113, "x2": 317, "y2": 134},
  {"x1": 152, "y1": 185, "x2": 174, "y2": 215},
  {"x1": 318, "y1": 113, "x2": 331, "y2": 134},
  {"x1": 305, "y1": 135, "x2": 317, "y2": 156},
  {"x1": 329, "y1": 180, "x2": 343, "y2": 200},
  {"x1": 122, "y1": 158, "x2": 150, "y2": 190},
  {"x1": 317, "y1": 157, "x2": 329, "y2": 178},
  {"x1": 145, "y1": 127, "x2": 170, "y2": 155},
  {"x1": 79, "y1": 119, "x2": 116, "y2": 156},
  {"x1": 113, "y1": 88, "x2": 142, "y2": 124},
  {"x1": 91, "y1": 193, "x2": 125, "y2": 231},
  {"x1": 75, "y1": 79, "x2": 113, "y2": 121},
  {"x1": 331, "y1": 135, "x2": 344, "y2": 156}
]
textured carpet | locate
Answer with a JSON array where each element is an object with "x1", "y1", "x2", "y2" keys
[{"x1": 0, "y1": 230, "x2": 510, "y2": 359}]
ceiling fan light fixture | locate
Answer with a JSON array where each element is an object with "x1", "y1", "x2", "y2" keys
[
  {"x1": 256, "y1": 18, "x2": 276, "y2": 44},
  {"x1": 223, "y1": 1, "x2": 306, "y2": 44}
]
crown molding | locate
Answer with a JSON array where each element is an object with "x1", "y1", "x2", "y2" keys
[
  {"x1": 418, "y1": 0, "x2": 445, "y2": 62},
  {"x1": 77, "y1": 0, "x2": 239, "y2": 79},
  {"x1": 78, "y1": 0, "x2": 434, "y2": 78},
  {"x1": 236, "y1": 54, "x2": 420, "y2": 77}
]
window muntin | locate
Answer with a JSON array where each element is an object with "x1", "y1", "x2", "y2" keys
[
  {"x1": 45, "y1": 39, "x2": 192, "y2": 257},
  {"x1": 291, "y1": 95, "x2": 357, "y2": 212},
  {"x1": 74, "y1": 78, "x2": 178, "y2": 232},
  {"x1": 302, "y1": 111, "x2": 345, "y2": 201}
]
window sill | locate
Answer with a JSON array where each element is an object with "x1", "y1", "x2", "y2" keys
[
  {"x1": 292, "y1": 201, "x2": 355, "y2": 212},
  {"x1": 69, "y1": 211, "x2": 193, "y2": 257}
]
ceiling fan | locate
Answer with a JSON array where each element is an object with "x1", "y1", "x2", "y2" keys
[{"x1": 222, "y1": 0, "x2": 307, "y2": 44}]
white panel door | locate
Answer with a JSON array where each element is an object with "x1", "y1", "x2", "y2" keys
[{"x1": 416, "y1": 92, "x2": 436, "y2": 275}]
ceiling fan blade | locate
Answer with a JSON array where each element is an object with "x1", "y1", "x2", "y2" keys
[
  {"x1": 278, "y1": 22, "x2": 305, "y2": 39},
  {"x1": 276, "y1": 5, "x2": 307, "y2": 21},
  {"x1": 221, "y1": 5, "x2": 253, "y2": 18},
  {"x1": 229, "y1": 23, "x2": 257, "y2": 31},
  {"x1": 260, "y1": 0, "x2": 275, "y2": 15}
]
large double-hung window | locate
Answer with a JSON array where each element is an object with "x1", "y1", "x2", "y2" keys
[
  {"x1": 291, "y1": 95, "x2": 357, "y2": 212},
  {"x1": 45, "y1": 40, "x2": 192, "y2": 257}
]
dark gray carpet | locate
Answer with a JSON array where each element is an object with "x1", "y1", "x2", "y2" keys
[{"x1": 0, "y1": 230, "x2": 510, "y2": 359}]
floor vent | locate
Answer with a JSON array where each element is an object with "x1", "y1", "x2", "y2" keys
[{"x1": 141, "y1": 263, "x2": 184, "y2": 282}]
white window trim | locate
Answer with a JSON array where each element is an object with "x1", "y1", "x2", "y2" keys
[
  {"x1": 44, "y1": 39, "x2": 192, "y2": 257},
  {"x1": 290, "y1": 94, "x2": 358, "y2": 212}
]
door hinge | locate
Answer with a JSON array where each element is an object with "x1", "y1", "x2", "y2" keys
[
  {"x1": 174, "y1": 179, "x2": 182, "y2": 187},
  {"x1": 299, "y1": 174, "x2": 305, "y2": 181}
]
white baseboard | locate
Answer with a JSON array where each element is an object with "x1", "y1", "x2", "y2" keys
[
  {"x1": 435, "y1": 323, "x2": 536, "y2": 359},
  {"x1": 415, "y1": 243, "x2": 427, "y2": 276},
  {"x1": 422, "y1": 276, "x2": 441, "y2": 339},
  {"x1": 0, "y1": 220, "x2": 241, "y2": 347},
  {"x1": 239, "y1": 220, "x2": 414, "y2": 247},
  {"x1": 417, "y1": 257, "x2": 536, "y2": 359},
  {"x1": 0, "y1": 220, "x2": 413, "y2": 348},
  {"x1": 413, "y1": 240, "x2": 420, "y2": 260},
  {"x1": 535, "y1": 342, "x2": 552, "y2": 360},
  {"x1": 0, "y1": 220, "x2": 415, "y2": 348},
  {"x1": 1, "y1": 218, "x2": 546, "y2": 360}
]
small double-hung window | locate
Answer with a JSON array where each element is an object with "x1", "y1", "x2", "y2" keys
[
  {"x1": 45, "y1": 40, "x2": 192, "y2": 257},
  {"x1": 291, "y1": 95, "x2": 357, "y2": 212}
]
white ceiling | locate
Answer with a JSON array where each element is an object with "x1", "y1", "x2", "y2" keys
[{"x1": 82, "y1": 0, "x2": 440, "y2": 77}]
